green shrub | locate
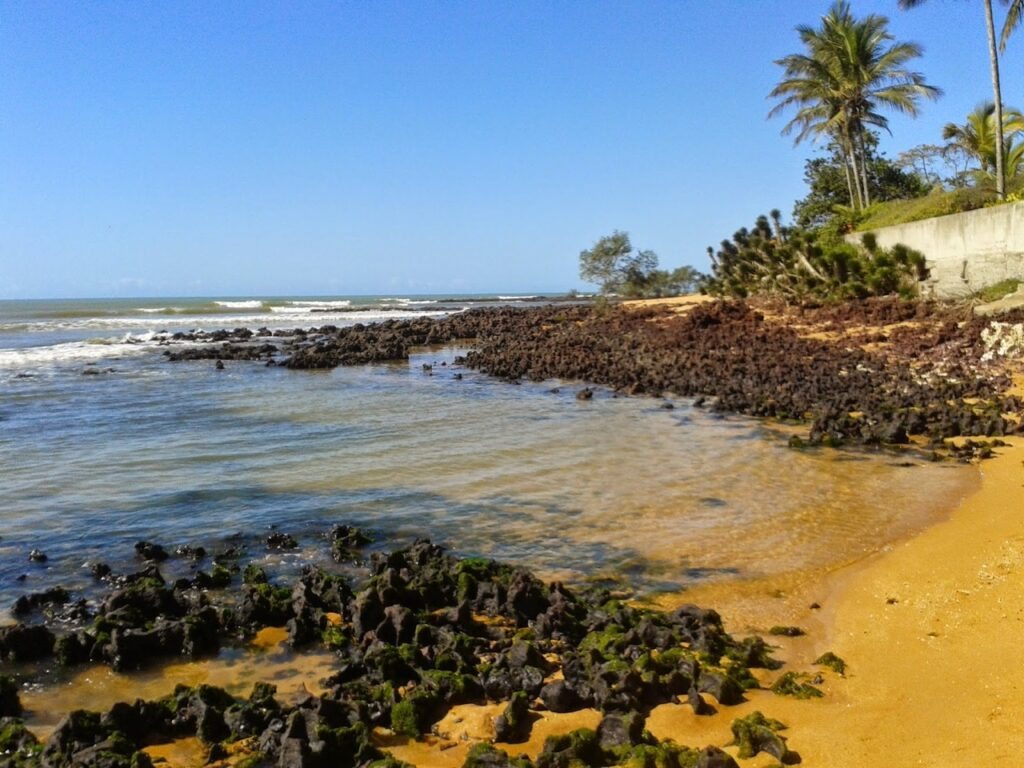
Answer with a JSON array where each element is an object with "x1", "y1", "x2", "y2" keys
[
  {"x1": 855, "y1": 187, "x2": 994, "y2": 231},
  {"x1": 705, "y1": 210, "x2": 928, "y2": 303}
]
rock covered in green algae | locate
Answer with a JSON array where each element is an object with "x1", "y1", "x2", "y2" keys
[
  {"x1": 730, "y1": 711, "x2": 799, "y2": 763},
  {"x1": 770, "y1": 671, "x2": 824, "y2": 700},
  {"x1": 813, "y1": 651, "x2": 847, "y2": 676},
  {"x1": 0, "y1": 718, "x2": 41, "y2": 766},
  {"x1": 493, "y1": 690, "x2": 532, "y2": 744},
  {"x1": 462, "y1": 743, "x2": 533, "y2": 768},
  {"x1": 6, "y1": 535, "x2": 807, "y2": 768}
]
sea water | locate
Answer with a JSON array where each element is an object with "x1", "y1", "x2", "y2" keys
[{"x1": 0, "y1": 295, "x2": 973, "y2": 614}]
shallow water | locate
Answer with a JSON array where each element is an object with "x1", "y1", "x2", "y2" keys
[
  {"x1": 0, "y1": 339, "x2": 973, "y2": 605},
  {"x1": 0, "y1": 295, "x2": 976, "y2": 742},
  {"x1": 0, "y1": 296, "x2": 974, "y2": 606}
]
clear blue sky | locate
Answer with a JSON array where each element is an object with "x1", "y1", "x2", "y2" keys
[{"x1": 1, "y1": 1, "x2": 1022, "y2": 299}]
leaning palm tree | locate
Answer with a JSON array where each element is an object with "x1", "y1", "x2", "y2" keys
[
  {"x1": 770, "y1": 1, "x2": 940, "y2": 211},
  {"x1": 900, "y1": 0, "x2": 1024, "y2": 200}
]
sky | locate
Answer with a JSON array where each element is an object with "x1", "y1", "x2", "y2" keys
[{"x1": 1, "y1": 1, "x2": 1022, "y2": 299}]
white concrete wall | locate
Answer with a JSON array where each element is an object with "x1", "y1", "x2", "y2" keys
[{"x1": 854, "y1": 201, "x2": 1024, "y2": 299}]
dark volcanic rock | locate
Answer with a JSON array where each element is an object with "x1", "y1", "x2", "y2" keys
[
  {"x1": 493, "y1": 690, "x2": 532, "y2": 744},
  {"x1": 0, "y1": 675, "x2": 21, "y2": 717},
  {"x1": 0, "y1": 623, "x2": 55, "y2": 662}
]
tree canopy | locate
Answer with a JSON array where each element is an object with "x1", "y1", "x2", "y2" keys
[
  {"x1": 794, "y1": 133, "x2": 929, "y2": 229},
  {"x1": 941, "y1": 101, "x2": 1024, "y2": 188},
  {"x1": 898, "y1": 0, "x2": 1023, "y2": 198},
  {"x1": 578, "y1": 231, "x2": 702, "y2": 298},
  {"x1": 770, "y1": 1, "x2": 940, "y2": 211}
]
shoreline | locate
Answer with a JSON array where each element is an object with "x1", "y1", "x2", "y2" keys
[
  {"x1": 795, "y1": 435, "x2": 1024, "y2": 763},
  {"x1": 3, "y1": 297, "x2": 1023, "y2": 767},
  {"x1": 652, "y1": 436, "x2": 1022, "y2": 766}
]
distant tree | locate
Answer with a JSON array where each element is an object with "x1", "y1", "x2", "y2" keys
[
  {"x1": 896, "y1": 143, "x2": 973, "y2": 188},
  {"x1": 578, "y1": 231, "x2": 703, "y2": 297},
  {"x1": 578, "y1": 231, "x2": 633, "y2": 294},
  {"x1": 793, "y1": 135, "x2": 929, "y2": 229}
]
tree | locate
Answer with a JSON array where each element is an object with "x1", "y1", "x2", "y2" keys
[
  {"x1": 1002, "y1": 0, "x2": 1024, "y2": 50},
  {"x1": 578, "y1": 231, "x2": 702, "y2": 298},
  {"x1": 941, "y1": 101, "x2": 1024, "y2": 188},
  {"x1": 899, "y1": 0, "x2": 1024, "y2": 199},
  {"x1": 770, "y1": 1, "x2": 940, "y2": 211},
  {"x1": 896, "y1": 143, "x2": 973, "y2": 188},
  {"x1": 578, "y1": 231, "x2": 632, "y2": 294},
  {"x1": 794, "y1": 134, "x2": 929, "y2": 229}
]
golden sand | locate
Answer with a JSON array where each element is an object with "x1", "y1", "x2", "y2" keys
[
  {"x1": 624, "y1": 294, "x2": 714, "y2": 313},
  {"x1": 654, "y1": 437, "x2": 1024, "y2": 766},
  {"x1": 379, "y1": 439, "x2": 1024, "y2": 767},
  {"x1": 774, "y1": 437, "x2": 1024, "y2": 764}
]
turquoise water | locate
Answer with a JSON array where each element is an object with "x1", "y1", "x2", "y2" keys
[{"x1": 0, "y1": 295, "x2": 972, "y2": 616}]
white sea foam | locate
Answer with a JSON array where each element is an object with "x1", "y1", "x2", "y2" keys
[
  {"x1": 498, "y1": 295, "x2": 539, "y2": 300},
  {"x1": 0, "y1": 336, "x2": 162, "y2": 369},
  {"x1": 381, "y1": 298, "x2": 438, "y2": 305},
  {"x1": 270, "y1": 300, "x2": 353, "y2": 313},
  {"x1": 214, "y1": 300, "x2": 265, "y2": 309},
  {"x1": 136, "y1": 307, "x2": 186, "y2": 313},
  {"x1": 5, "y1": 309, "x2": 453, "y2": 336},
  {"x1": 0, "y1": 307, "x2": 457, "y2": 375}
]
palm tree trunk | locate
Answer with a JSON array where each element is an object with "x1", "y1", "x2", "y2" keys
[
  {"x1": 985, "y1": 0, "x2": 1007, "y2": 199},
  {"x1": 843, "y1": 124, "x2": 865, "y2": 210},
  {"x1": 842, "y1": 154, "x2": 857, "y2": 208},
  {"x1": 858, "y1": 131, "x2": 872, "y2": 207}
]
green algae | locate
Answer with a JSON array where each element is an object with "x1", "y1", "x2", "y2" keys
[
  {"x1": 730, "y1": 711, "x2": 794, "y2": 762},
  {"x1": 813, "y1": 651, "x2": 847, "y2": 675},
  {"x1": 770, "y1": 671, "x2": 824, "y2": 699}
]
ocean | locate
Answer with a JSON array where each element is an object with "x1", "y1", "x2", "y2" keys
[{"x1": 0, "y1": 294, "x2": 972, "y2": 615}]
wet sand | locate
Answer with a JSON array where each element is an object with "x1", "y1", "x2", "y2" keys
[
  {"x1": 654, "y1": 437, "x2": 1024, "y2": 766},
  {"x1": 380, "y1": 439, "x2": 1023, "y2": 768},
  {"x1": 777, "y1": 436, "x2": 1024, "y2": 764}
]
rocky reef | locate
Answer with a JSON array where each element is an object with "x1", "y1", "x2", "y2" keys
[
  {"x1": 162, "y1": 299, "x2": 1023, "y2": 451},
  {"x1": 0, "y1": 532, "x2": 813, "y2": 767}
]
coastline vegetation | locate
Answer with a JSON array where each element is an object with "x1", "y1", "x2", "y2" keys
[
  {"x1": 578, "y1": 1, "x2": 1022, "y2": 303},
  {"x1": 578, "y1": 230, "x2": 703, "y2": 298},
  {"x1": 703, "y1": 210, "x2": 927, "y2": 302}
]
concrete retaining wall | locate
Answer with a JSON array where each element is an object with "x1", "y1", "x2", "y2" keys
[{"x1": 853, "y1": 201, "x2": 1024, "y2": 299}]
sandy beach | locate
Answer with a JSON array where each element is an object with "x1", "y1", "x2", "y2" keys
[
  {"x1": 789, "y1": 435, "x2": 1024, "y2": 764},
  {"x1": 378, "y1": 438, "x2": 1022, "y2": 768},
  {"x1": 641, "y1": 296, "x2": 1024, "y2": 765},
  {"x1": 5, "y1": 296, "x2": 1022, "y2": 767}
]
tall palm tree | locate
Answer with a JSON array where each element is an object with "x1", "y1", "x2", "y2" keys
[
  {"x1": 900, "y1": 0, "x2": 1024, "y2": 200},
  {"x1": 770, "y1": 1, "x2": 940, "y2": 211}
]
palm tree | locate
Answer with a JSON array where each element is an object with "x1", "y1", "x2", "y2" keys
[
  {"x1": 942, "y1": 102, "x2": 1024, "y2": 187},
  {"x1": 900, "y1": 0, "x2": 1024, "y2": 200},
  {"x1": 770, "y1": 1, "x2": 940, "y2": 211},
  {"x1": 1001, "y1": 0, "x2": 1024, "y2": 50}
]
